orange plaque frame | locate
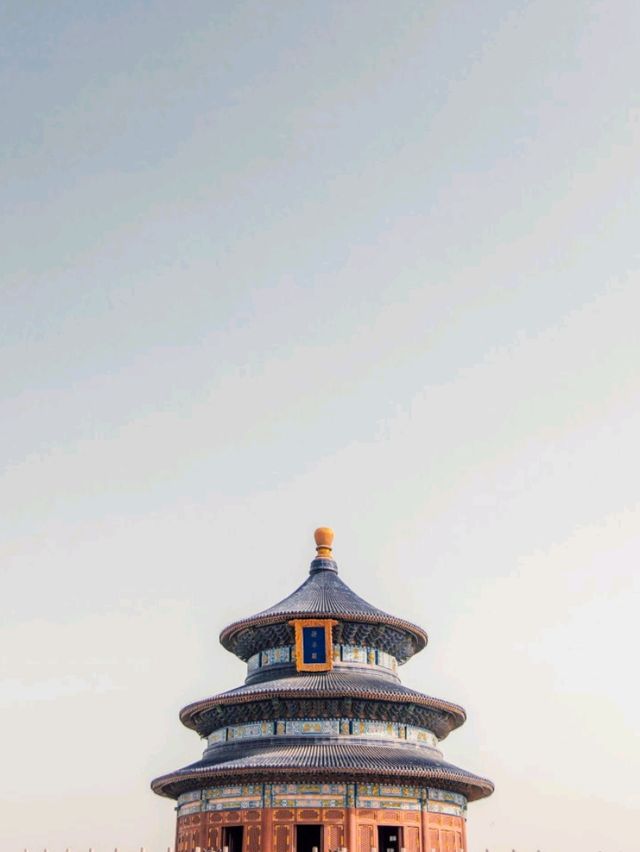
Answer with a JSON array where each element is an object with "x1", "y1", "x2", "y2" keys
[{"x1": 289, "y1": 618, "x2": 338, "y2": 672}]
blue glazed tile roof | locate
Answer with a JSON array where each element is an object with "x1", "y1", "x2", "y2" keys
[
  {"x1": 206, "y1": 671, "x2": 463, "y2": 709},
  {"x1": 219, "y1": 561, "x2": 428, "y2": 662},
  {"x1": 250, "y1": 562, "x2": 388, "y2": 617},
  {"x1": 179, "y1": 670, "x2": 466, "y2": 737},
  {"x1": 151, "y1": 739, "x2": 494, "y2": 801}
]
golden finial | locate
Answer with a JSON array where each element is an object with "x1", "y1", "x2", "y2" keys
[{"x1": 314, "y1": 526, "x2": 334, "y2": 559}]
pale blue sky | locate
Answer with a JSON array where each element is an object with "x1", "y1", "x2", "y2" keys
[{"x1": 1, "y1": 2, "x2": 639, "y2": 851}]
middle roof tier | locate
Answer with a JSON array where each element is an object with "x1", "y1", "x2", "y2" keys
[{"x1": 180, "y1": 669, "x2": 466, "y2": 740}]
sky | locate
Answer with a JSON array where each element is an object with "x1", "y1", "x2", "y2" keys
[{"x1": 1, "y1": 1, "x2": 639, "y2": 850}]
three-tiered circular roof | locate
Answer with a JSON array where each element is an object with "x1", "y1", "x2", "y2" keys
[{"x1": 151, "y1": 528, "x2": 494, "y2": 803}]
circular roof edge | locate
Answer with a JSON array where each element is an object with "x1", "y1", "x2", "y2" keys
[{"x1": 219, "y1": 610, "x2": 428, "y2": 658}]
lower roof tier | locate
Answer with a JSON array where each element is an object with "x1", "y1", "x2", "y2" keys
[
  {"x1": 181, "y1": 671, "x2": 466, "y2": 740},
  {"x1": 151, "y1": 738, "x2": 494, "y2": 802}
]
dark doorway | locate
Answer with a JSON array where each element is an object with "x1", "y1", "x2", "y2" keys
[
  {"x1": 378, "y1": 826, "x2": 401, "y2": 852},
  {"x1": 296, "y1": 824, "x2": 322, "y2": 852},
  {"x1": 223, "y1": 825, "x2": 244, "y2": 852}
]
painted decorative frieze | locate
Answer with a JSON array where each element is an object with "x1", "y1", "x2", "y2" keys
[
  {"x1": 285, "y1": 719, "x2": 339, "y2": 736},
  {"x1": 406, "y1": 725, "x2": 438, "y2": 747},
  {"x1": 425, "y1": 789, "x2": 467, "y2": 817},
  {"x1": 357, "y1": 784, "x2": 422, "y2": 809},
  {"x1": 272, "y1": 783, "x2": 347, "y2": 794},
  {"x1": 261, "y1": 646, "x2": 291, "y2": 667},
  {"x1": 351, "y1": 719, "x2": 401, "y2": 739},
  {"x1": 377, "y1": 649, "x2": 398, "y2": 671},
  {"x1": 205, "y1": 797, "x2": 262, "y2": 811},
  {"x1": 177, "y1": 783, "x2": 467, "y2": 816},
  {"x1": 207, "y1": 727, "x2": 227, "y2": 744},
  {"x1": 178, "y1": 790, "x2": 202, "y2": 804},
  {"x1": 341, "y1": 644, "x2": 367, "y2": 663},
  {"x1": 428, "y1": 788, "x2": 466, "y2": 806},
  {"x1": 207, "y1": 718, "x2": 439, "y2": 749},
  {"x1": 227, "y1": 721, "x2": 274, "y2": 740},
  {"x1": 177, "y1": 800, "x2": 203, "y2": 815},
  {"x1": 357, "y1": 797, "x2": 421, "y2": 811},
  {"x1": 272, "y1": 782, "x2": 347, "y2": 808},
  {"x1": 246, "y1": 643, "x2": 399, "y2": 674},
  {"x1": 427, "y1": 801, "x2": 466, "y2": 817}
]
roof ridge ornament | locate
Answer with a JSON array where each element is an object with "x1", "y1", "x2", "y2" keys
[
  {"x1": 310, "y1": 526, "x2": 338, "y2": 574},
  {"x1": 314, "y1": 526, "x2": 334, "y2": 558}
]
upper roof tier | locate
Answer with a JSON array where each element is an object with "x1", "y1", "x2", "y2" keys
[{"x1": 219, "y1": 528, "x2": 428, "y2": 663}]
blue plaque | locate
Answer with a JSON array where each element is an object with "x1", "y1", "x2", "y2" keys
[
  {"x1": 302, "y1": 626, "x2": 327, "y2": 664},
  {"x1": 290, "y1": 618, "x2": 337, "y2": 672}
]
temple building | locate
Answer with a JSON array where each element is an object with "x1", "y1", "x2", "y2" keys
[{"x1": 152, "y1": 528, "x2": 493, "y2": 852}]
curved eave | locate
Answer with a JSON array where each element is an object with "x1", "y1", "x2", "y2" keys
[
  {"x1": 180, "y1": 683, "x2": 465, "y2": 736},
  {"x1": 220, "y1": 611, "x2": 428, "y2": 660},
  {"x1": 151, "y1": 745, "x2": 493, "y2": 802}
]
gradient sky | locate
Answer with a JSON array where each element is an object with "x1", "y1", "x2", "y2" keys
[{"x1": 1, "y1": 2, "x2": 639, "y2": 851}]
